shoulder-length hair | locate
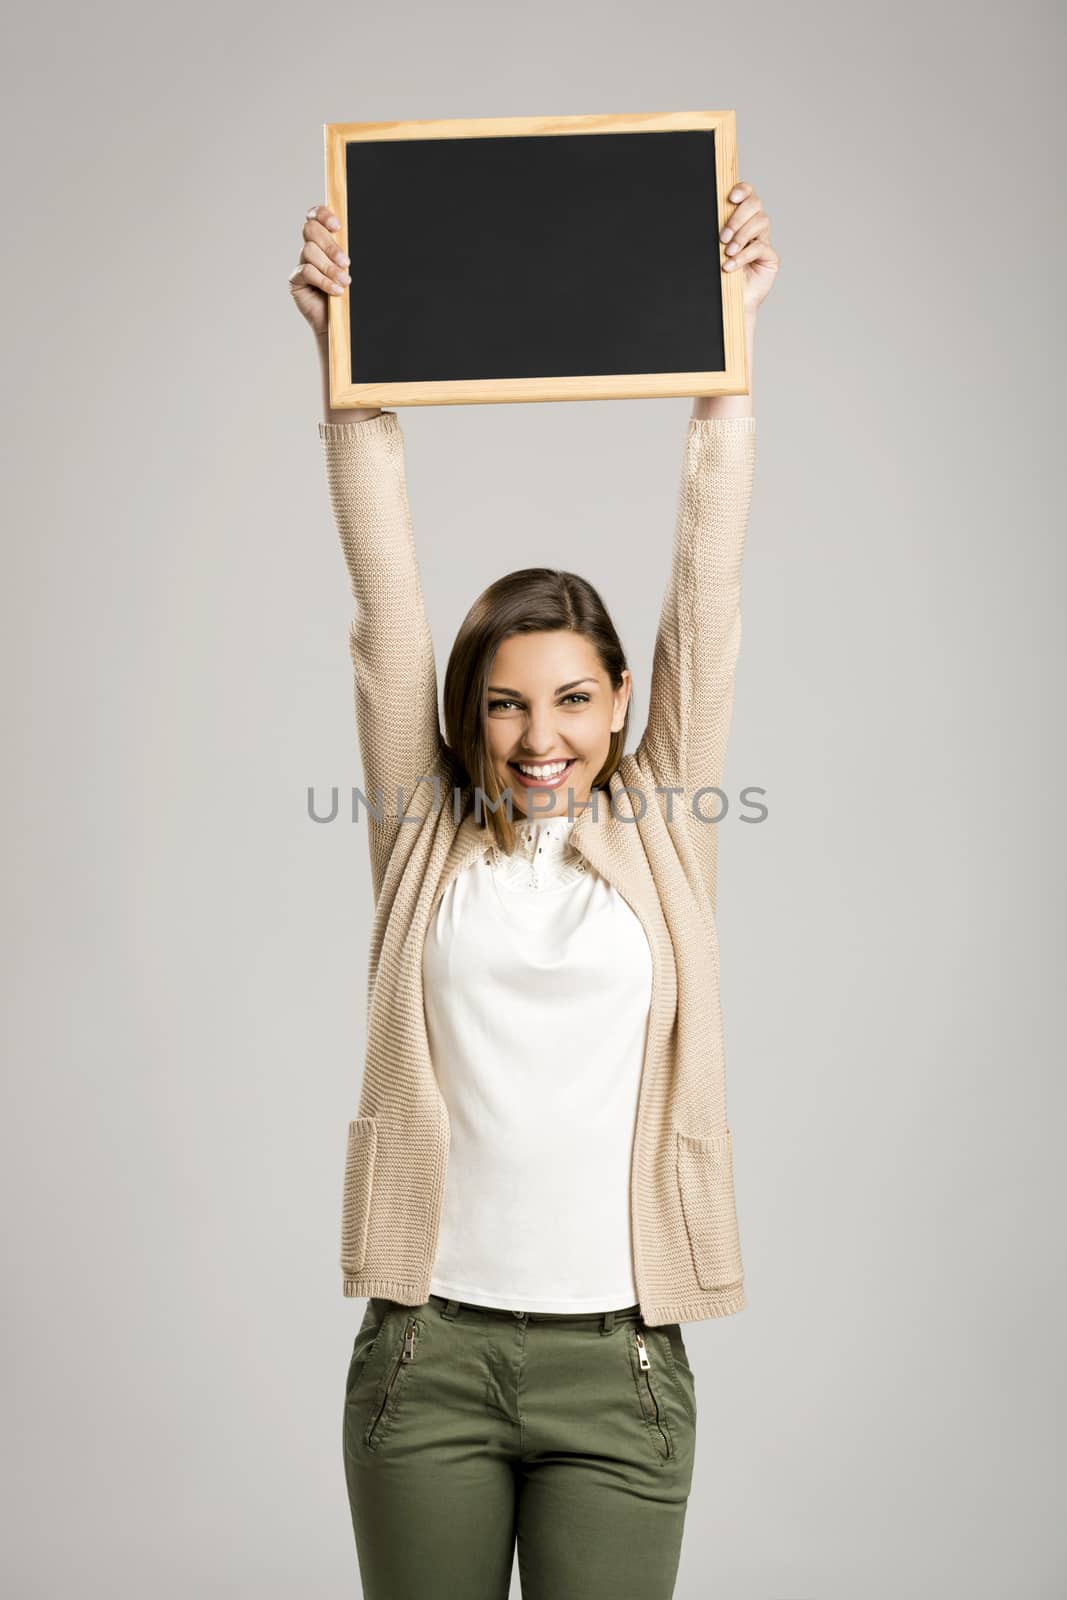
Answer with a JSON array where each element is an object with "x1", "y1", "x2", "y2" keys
[{"x1": 442, "y1": 567, "x2": 631, "y2": 856}]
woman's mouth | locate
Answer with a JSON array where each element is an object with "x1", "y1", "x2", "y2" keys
[{"x1": 507, "y1": 758, "x2": 577, "y2": 789}]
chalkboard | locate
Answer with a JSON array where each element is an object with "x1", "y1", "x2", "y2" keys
[{"x1": 324, "y1": 111, "x2": 747, "y2": 408}]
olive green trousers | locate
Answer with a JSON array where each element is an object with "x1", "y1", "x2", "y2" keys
[{"x1": 342, "y1": 1292, "x2": 697, "y2": 1600}]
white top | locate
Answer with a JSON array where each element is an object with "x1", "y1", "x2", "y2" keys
[{"x1": 421, "y1": 811, "x2": 654, "y2": 1312}]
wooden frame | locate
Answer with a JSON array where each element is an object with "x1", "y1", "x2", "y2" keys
[{"x1": 323, "y1": 109, "x2": 747, "y2": 408}]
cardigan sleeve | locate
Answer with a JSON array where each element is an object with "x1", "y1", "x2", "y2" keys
[
  {"x1": 635, "y1": 415, "x2": 757, "y2": 911},
  {"x1": 319, "y1": 411, "x2": 444, "y2": 903}
]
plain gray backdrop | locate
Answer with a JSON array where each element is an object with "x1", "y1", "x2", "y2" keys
[{"x1": 2, "y1": 1, "x2": 1063, "y2": 1595}]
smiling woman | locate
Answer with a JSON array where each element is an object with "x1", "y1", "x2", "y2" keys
[
  {"x1": 443, "y1": 571, "x2": 634, "y2": 849},
  {"x1": 292, "y1": 176, "x2": 778, "y2": 1597}
]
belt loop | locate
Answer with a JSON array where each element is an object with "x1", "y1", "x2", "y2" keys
[
  {"x1": 600, "y1": 1309, "x2": 615, "y2": 1334},
  {"x1": 441, "y1": 1298, "x2": 460, "y2": 1319}
]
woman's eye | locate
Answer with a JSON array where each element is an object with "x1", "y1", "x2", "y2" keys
[{"x1": 488, "y1": 695, "x2": 590, "y2": 712}]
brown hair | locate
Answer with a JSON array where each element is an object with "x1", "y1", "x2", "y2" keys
[{"x1": 442, "y1": 567, "x2": 631, "y2": 855}]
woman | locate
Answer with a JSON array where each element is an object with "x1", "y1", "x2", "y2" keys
[{"x1": 289, "y1": 180, "x2": 778, "y2": 1599}]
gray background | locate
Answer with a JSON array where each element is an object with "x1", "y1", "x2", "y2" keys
[{"x1": 2, "y1": 0, "x2": 1063, "y2": 1595}]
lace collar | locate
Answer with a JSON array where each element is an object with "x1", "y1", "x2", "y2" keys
[{"x1": 489, "y1": 812, "x2": 589, "y2": 891}]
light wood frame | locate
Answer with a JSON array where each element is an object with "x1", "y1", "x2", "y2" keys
[{"x1": 323, "y1": 109, "x2": 747, "y2": 408}]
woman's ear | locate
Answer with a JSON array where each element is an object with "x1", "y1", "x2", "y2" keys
[{"x1": 611, "y1": 669, "x2": 633, "y2": 733}]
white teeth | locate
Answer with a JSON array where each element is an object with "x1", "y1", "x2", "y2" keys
[{"x1": 516, "y1": 760, "x2": 570, "y2": 778}]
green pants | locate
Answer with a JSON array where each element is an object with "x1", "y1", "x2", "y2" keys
[{"x1": 342, "y1": 1293, "x2": 697, "y2": 1599}]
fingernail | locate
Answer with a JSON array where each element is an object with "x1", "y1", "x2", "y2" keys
[
  {"x1": 306, "y1": 207, "x2": 318, "y2": 219},
  {"x1": 327, "y1": 215, "x2": 340, "y2": 229},
  {"x1": 729, "y1": 188, "x2": 743, "y2": 201},
  {"x1": 340, "y1": 272, "x2": 351, "y2": 284},
  {"x1": 336, "y1": 252, "x2": 350, "y2": 266},
  {"x1": 720, "y1": 227, "x2": 733, "y2": 242},
  {"x1": 725, "y1": 242, "x2": 738, "y2": 255},
  {"x1": 724, "y1": 259, "x2": 737, "y2": 270}
]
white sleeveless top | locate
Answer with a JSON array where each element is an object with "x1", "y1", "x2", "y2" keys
[{"x1": 421, "y1": 811, "x2": 654, "y2": 1311}]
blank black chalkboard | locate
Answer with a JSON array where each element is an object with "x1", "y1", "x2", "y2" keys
[{"x1": 324, "y1": 111, "x2": 746, "y2": 407}]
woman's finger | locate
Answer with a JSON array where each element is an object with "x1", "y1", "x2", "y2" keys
[
  {"x1": 722, "y1": 210, "x2": 771, "y2": 258},
  {"x1": 288, "y1": 259, "x2": 347, "y2": 296},
  {"x1": 302, "y1": 237, "x2": 351, "y2": 286},
  {"x1": 306, "y1": 203, "x2": 341, "y2": 232},
  {"x1": 304, "y1": 216, "x2": 349, "y2": 270},
  {"x1": 721, "y1": 189, "x2": 762, "y2": 244},
  {"x1": 723, "y1": 237, "x2": 780, "y2": 273},
  {"x1": 303, "y1": 204, "x2": 349, "y2": 268}
]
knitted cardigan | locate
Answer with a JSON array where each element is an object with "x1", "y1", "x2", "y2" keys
[{"x1": 319, "y1": 409, "x2": 757, "y2": 1325}]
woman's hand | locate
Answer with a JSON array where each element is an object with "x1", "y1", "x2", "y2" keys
[
  {"x1": 692, "y1": 177, "x2": 773, "y2": 416},
  {"x1": 288, "y1": 203, "x2": 351, "y2": 339},
  {"x1": 720, "y1": 180, "x2": 778, "y2": 320}
]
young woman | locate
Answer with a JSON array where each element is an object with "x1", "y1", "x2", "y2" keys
[{"x1": 289, "y1": 182, "x2": 778, "y2": 1599}]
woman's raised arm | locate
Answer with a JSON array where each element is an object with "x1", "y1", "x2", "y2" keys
[
  {"x1": 634, "y1": 360, "x2": 756, "y2": 913},
  {"x1": 635, "y1": 180, "x2": 777, "y2": 912},
  {"x1": 291, "y1": 205, "x2": 444, "y2": 904}
]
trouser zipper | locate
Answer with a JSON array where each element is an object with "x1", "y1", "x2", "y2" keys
[
  {"x1": 367, "y1": 1319, "x2": 417, "y2": 1443},
  {"x1": 635, "y1": 1330, "x2": 672, "y2": 1456}
]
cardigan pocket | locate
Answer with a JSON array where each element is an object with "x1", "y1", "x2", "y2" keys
[
  {"x1": 341, "y1": 1117, "x2": 378, "y2": 1276},
  {"x1": 676, "y1": 1128, "x2": 744, "y2": 1291}
]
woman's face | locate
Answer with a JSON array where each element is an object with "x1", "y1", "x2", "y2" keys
[{"x1": 484, "y1": 630, "x2": 631, "y2": 818}]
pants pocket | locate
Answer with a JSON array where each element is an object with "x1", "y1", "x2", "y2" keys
[
  {"x1": 344, "y1": 1297, "x2": 389, "y2": 1403},
  {"x1": 659, "y1": 1324, "x2": 697, "y2": 1425},
  {"x1": 627, "y1": 1326, "x2": 675, "y2": 1461},
  {"x1": 363, "y1": 1312, "x2": 422, "y2": 1453},
  {"x1": 667, "y1": 1322, "x2": 693, "y2": 1377}
]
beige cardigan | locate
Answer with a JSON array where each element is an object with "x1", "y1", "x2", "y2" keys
[{"x1": 319, "y1": 409, "x2": 757, "y2": 1325}]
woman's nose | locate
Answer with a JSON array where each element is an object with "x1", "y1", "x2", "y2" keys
[{"x1": 517, "y1": 712, "x2": 560, "y2": 752}]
